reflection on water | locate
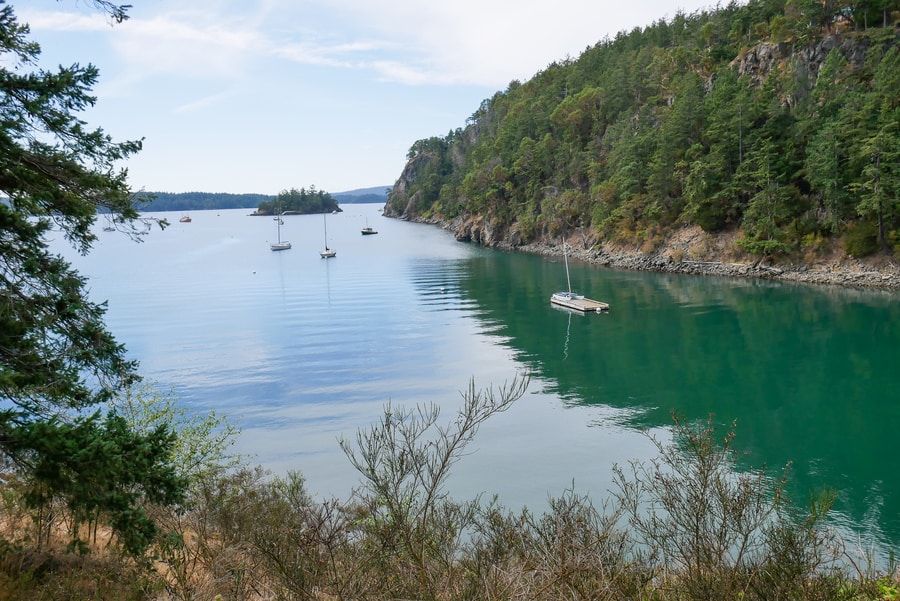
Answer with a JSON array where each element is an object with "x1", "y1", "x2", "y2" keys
[
  {"x1": 53, "y1": 207, "x2": 900, "y2": 556},
  {"x1": 460, "y1": 249, "x2": 900, "y2": 554}
]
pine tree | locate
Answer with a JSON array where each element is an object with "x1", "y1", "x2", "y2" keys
[{"x1": 0, "y1": 1, "x2": 185, "y2": 554}]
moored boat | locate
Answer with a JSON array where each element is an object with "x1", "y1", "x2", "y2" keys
[{"x1": 549, "y1": 242, "x2": 608, "y2": 313}]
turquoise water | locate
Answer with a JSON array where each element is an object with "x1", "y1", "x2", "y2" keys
[{"x1": 56, "y1": 206, "x2": 900, "y2": 554}]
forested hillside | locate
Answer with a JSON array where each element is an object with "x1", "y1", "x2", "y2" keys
[
  {"x1": 385, "y1": 0, "x2": 900, "y2": 261},
  {"x1": 141, "y1": 191, "x2": 271, "y2": 212},
  {"x1": 140, "y1": 187, "x2": 388, "y2": 212}
]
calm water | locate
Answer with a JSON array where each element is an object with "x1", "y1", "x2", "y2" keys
[{"x1": 54, "y1": 206, "x2": 900, "y2": 554}]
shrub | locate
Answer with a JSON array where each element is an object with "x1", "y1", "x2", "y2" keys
[
  {"x1": 613, "y1": 413, "x2": 843, "y2": 601},
  {"x1": 844, "y1": 221, "x2": 880, "y2": 257}
]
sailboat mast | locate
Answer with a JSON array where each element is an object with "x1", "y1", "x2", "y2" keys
[{"x1": 563, "y1": 242, "x2": 573, "y2": 294}]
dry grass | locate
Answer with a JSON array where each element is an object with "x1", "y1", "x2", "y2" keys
[{"x1": 2, "y1": 400, "x2": 898, "y2": 601}]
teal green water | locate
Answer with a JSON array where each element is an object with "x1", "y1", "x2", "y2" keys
[
  {"x1": 463, "y1": 249, "x2": 900, "y2": 546},
  {"x1": 57, "y1": 207, "x2": 900, "y2": 554}
]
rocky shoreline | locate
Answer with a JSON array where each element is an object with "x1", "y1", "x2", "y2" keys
[
  {"x1": 516, "y1": 242, "x2": 900, "y2": 291},
  {"x1": 411, "y1": 214, "x2": 900, "y2": 291}
]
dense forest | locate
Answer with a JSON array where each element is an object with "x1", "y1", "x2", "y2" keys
[
  {"x1": 138, "y1": 187, "x2": 386, "y2": 213},
  {"x1": 386, "y1": 0, "x2": 900, "y2": 260},
  {"x1": 140, "y1": 191, "x2": 271, "y2": 212},
  {"x1": 255, "y1": 186, "x2": 340, "y2": 215}
]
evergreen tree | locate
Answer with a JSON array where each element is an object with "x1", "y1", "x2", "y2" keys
[
  {"x1": 0, "y1": 1, "x2": 185, "y2": 554},
  {"x1": 387, "y1": 0, "x2": 898, "y2": 258},
  {"x1": 849, "y1": 45, "x2": 900, "y2": 252}
]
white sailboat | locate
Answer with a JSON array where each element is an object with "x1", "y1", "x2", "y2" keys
[
  {"x1": 270, "y1": 208, "x2": 291, "y2": 251},
  {"x1": 361, "y1": 216, "x2": 378, "y2": 235},
  {"x1": 549, "y1": 240, "x2": 609, "y2": 313},
  {"x1": 320, "y1": 212, "x2": 336, "y2": 258},
  {"x1": 550, "y1": 241, "x2": 582, "y2": 305}
]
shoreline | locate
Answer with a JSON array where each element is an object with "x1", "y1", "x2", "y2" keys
[
  {"x1": 411, "y1": 214, "x2": 900, "y2": 291},
  {"x1": 514, "y1": 242, "x2": 900, "y2": 291}
]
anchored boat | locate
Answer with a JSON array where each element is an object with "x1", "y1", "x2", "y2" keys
[{"x1": 549, "y1": 242, "x2": 609, "y2": 313}]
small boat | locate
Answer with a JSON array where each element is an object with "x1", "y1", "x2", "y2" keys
[
  {"x1": 361, "y1": 217, "x2": 378, "y2": 235},
  {"x1": 179, "y1": 214, "x2": 192, "y2": 223},
  {"x1": 320, "y1": 212, "x2": 336, "y2": 258},
  {"x1": 270, "y1": 207, "x2": 291, "y2": 251},
  {"x1": 549, "y1": 241, "x2": 608, "y2": 313}
]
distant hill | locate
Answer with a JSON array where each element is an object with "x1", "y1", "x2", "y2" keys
[
  {"x1": 137, "y1": 185, "x2": 391, "y2": 212},
  {"x1": 139, "y1": 191, "x2": 269, "y2": 212},
  {"x1": 333, "y1": 185, "x2": 392, "y2": 204}
]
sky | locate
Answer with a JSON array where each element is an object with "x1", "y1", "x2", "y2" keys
[{"x1": 16, "y1": 0, "x2": 714, "y2": 195}]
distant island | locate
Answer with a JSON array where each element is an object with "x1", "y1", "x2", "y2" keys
[
  {"x1": 137, "y1": 186, "x2": 390, "y2": 213},
  {"x1": 252, "y1": 186, "x2": 337, "y2": 216}
]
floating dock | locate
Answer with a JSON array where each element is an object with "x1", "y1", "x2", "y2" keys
[{"x1": 550, "y1": 292, "x2": 609, "y2": 313}]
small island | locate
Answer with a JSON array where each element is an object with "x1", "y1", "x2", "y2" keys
[{"x1": 251, "y1": 186, "x2": 340, "y2": 216}]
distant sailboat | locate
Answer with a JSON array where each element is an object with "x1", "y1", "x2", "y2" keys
[
  {"x1": 270, "y1": 208, "x2": 291, "y2": 251},
  {"x1": 361, "y1": 217, "x2": 378, "y2": 235},
  {"x1": 320, "y1": 212, "x2": 336, "y2": 258}
]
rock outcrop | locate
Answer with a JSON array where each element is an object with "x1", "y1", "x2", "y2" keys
[{"x1": 430, "y1": 214, "x2": 900, "y2": 290}]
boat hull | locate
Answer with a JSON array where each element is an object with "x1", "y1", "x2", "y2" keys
[{"x1": 550, "y1": 292, "x2": 609, "y2": 313}]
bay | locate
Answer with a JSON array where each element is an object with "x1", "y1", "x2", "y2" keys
[{"x1": 55, "y1": 205, "x2": 899, "y2": 556}]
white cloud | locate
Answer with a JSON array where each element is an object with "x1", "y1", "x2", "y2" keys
[
  {"x1": 271, "y1": 39, "x2": 380, "y2": 69},
  {"x1": 174, "y1": 91, "x2": 234, "y2": 114},
  {"x1": 276, "y1": 0, "x2": 714, "y2": 86},
  {"x1": 19, "y1": 10, "x2": 111, "y2": 32},
  {"x1": 16, "y1": 0, "x2": 718, "y2": 192},
  {"x1": 110, "y1": 12, "x2": 260, "y2": 79},
  {"x1": 24, "y1": 0, "x2": 714, "y2": 89}
]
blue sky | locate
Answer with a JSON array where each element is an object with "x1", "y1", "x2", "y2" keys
[{"x1": 17, "y1": 0, "x2": 713, "y2": 195}]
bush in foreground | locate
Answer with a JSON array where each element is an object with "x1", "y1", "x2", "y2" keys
[{"x1": 1, "y1": 376, "x2": 898, "y2": 600}]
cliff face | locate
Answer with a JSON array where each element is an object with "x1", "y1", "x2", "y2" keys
[{"x1": 733, "y1": 34, "x2": 869, "y2": 85}]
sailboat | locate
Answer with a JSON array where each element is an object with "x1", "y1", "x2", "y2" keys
[
  {"x1": 270, "y1": 208, "x2": 291, "y2": 251},
  {"x1": 549, "y1": 241, "x2": 609, "y2": 313},
  {"x1": 361, "y1": 217, "x2": 378, "y2": 235},
  {"x1": 320, "y1": 212, "x2": 336, "y2": 258}
]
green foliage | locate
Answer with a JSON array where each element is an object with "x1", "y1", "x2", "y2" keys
[
  {"x1": 0, "y1": 1, "x2": 186, "y2": 557},
  {"x1": 4, "y1": 412, "x2": 185, "y2": 556},
  {"x1": 388, "y1": 0, "x2": 900, "y2": 258},
  {"x1": 258, "y1": 186, "x2": 338, "y2": 215},
  {"x1": 844, "y1": 220, "x2": 881, "y2": 257},
  {"x1": 613, "y1": 412, "x2": 842, "y2": 601},
  {"x1": 142, "y1": 191, "x2": 271, "y2": 212},
  {"x1": 111, "y1": 382, "x2": 242, "y2": 487}
]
